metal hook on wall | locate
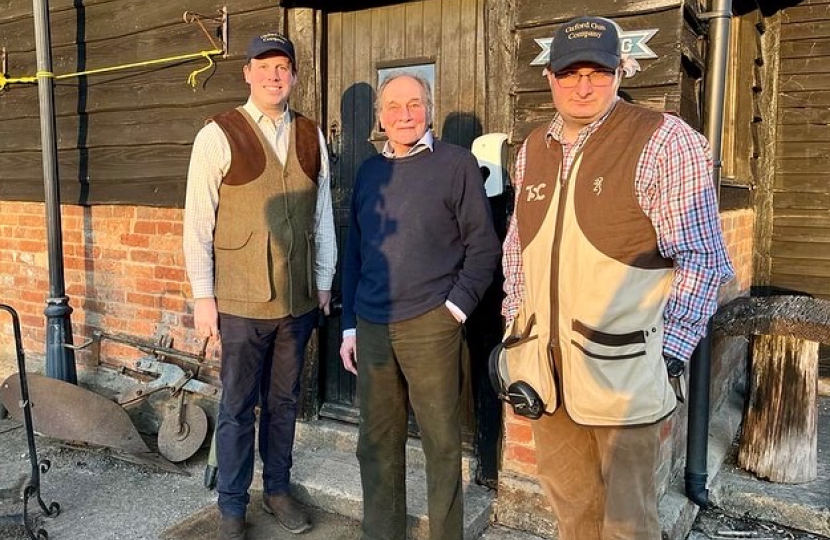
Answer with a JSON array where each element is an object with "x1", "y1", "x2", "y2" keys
[
  {"x1": 0, "y1": 48, "x2": 8, "y2": 92},
  {"x1": 183, "y1": 6, "x2": 229, "y2": 58}
]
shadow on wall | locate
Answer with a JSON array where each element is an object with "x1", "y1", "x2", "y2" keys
[
  {"x1": 440, "y1": 111, "x2": 483, "y2": 150},
  {"x1": 441, "y1": 110, "x2": 509, "y2": 487}
]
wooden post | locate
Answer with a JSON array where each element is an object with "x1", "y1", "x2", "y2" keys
[
  {"x1": 738, "y1": 334, "x2": 818, "y2": 483},
  {"x1": 713, "y1": 295, "x2": 829, "y2": 484}
]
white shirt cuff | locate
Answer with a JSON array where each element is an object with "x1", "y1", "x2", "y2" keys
[{"x1": 445, "y1": 300, "x2": 466, "y2": 323}]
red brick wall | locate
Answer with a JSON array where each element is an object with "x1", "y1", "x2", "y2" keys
[
  {"x1": 500, "y1": 208, "x2": 755, "y2": 489},
  {"x1": 0, "y1": 202, "x2": 198, "y2": 376}
]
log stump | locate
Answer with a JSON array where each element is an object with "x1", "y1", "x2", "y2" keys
[
  {"x1": 737, "y1": 334, "x2": 817, "y2": 483},
  {"x1": 713, "y1": 295, "x2": 828, "y2": 484}
]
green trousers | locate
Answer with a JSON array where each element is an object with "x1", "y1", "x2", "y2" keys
[{"x1": 356, "y1": 306, "x2": 464, "y2": 540}]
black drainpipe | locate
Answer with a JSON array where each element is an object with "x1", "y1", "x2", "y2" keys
[{"x1": 685, "y1": 0, "x2": 733, "y2": 508}]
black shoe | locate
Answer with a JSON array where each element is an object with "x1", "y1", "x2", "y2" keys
[
  {"x1": 262, "y1": 494, "x2": 312, "y2": 534},
  {"x1": 217, "y1": 514, "x2": 246, "y2": 540}
]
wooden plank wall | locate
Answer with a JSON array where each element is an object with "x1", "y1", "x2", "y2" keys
[
  {"x1": 721, "y1": 12, "x2": 764, "y2": 187},
  {"x1": 325, "y1": 0, "x2": 486, "y2": 200},
  {"x1": 0, "y1": 0, "x2": 320, "y2": 207},
  {"x1": 511, "y1": 0, "x2": 703, "y2": 144},
  {"x1": 321, "y1": 0, "x2": 487, "y2": 411},
  {"x1": 771, "y1": 0, "x2": 830, "y2": 297}
]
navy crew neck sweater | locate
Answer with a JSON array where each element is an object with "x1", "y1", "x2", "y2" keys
[{"x1": 341, "y1": 140, "x2": 500, "y2": 328}]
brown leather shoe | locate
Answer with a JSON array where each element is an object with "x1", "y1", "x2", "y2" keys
[
  {"x1": 261, "y1": 494, "x2": 312, "y2": 534},
  {"x1": 217, "y1": 514, "x2": 246, "y2": 540}
]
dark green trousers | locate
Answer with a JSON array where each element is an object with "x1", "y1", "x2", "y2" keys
[{"x1": 356, "y1": 306, "x2": 463, "y2": 540}]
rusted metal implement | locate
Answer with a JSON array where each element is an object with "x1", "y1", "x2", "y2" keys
[
  {"x1": 1, "y1": 372, "x2": 186, "y2": 475},
  {"x1": 0, "y1": 303, "x2": 60, "y2": 540},
  {"x1": 97, "y1": 330, "x2": 218, "y2": 463},
  {"x1": 0, "y1": 328, "x2": 225, "y2": 476}
]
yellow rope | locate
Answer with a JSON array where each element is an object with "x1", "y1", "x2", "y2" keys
[{"x1": 0, "y1": 48, "x2": 223, "y2": 91}]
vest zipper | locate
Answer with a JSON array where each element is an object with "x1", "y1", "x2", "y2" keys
[{"x1": 550, "y1": 157, "x2": 577, "y2": 402}]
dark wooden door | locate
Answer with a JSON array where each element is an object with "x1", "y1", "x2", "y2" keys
[{"x1": 318, "y1": 0, "x2": 487, "y2": 423}]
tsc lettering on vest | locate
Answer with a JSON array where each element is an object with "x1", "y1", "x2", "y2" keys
[
  {"x1": 516, "y1": 101, "x2": 677, "y2": 426},
  {"x1": 209, "y1": 107, "x2": 321, "y2": 320}
]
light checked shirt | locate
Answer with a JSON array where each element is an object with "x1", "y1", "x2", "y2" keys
[
  {"x1": 183, "y1": 99, "x2": 337, "y2": 300},
  {"x1": 502, "y1": 99, "x2": 735, "y2": 362}
]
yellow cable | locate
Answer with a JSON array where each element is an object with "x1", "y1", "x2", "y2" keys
[
  {"x1": 0, "y1": 48, "x2": 223, "y2": 91},
  {"x1": 186, "y1": 51, "x2": 218, "y2": 88}
]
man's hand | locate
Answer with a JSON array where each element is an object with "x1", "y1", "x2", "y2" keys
[
  {"x1": 318, "y1": 290, "x2": 332, "y2": 316},
  {"x1": 340, "y1": 335, "x2": 357, "y2": 375},
  {"x1": 194, "y1": 297, "x2": 219, "y2": 339}
]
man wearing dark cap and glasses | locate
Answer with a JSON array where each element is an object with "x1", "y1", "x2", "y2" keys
[
  {"x1": 500, "y1": 16, "x2": 734, "y2": 540},
  {"x1": 183, "y1": 32, "x2": 336, "y2": 540}
]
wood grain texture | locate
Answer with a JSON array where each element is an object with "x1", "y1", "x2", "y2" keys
[
  {"x1": 515, "y1": 0, "x2": 681, "y2": 29},
  {"x1": 0, "y1": 0, "x2": 287, "y2": 206},
  {"x1": 738, "y1": 334, "x2": 817, "y2": 483}
]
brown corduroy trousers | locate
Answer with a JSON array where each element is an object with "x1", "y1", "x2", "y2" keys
[{"x1": 532, "y1": 407, "x2": 665, "y2": 540}]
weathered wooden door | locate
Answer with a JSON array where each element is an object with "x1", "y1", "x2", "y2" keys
[{"x1": 318, "y1": 0, "x2": 487, "y2": 423}]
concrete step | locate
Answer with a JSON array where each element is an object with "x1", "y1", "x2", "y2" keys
[
  {"x1": 285, "y1": 419, "x2": 494, "y2": 540},
  {"x1": 294, "y1": 419, "x2": 479, "y2": 482}
]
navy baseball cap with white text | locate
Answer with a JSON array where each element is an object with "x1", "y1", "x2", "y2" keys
[
  {"x1": 246, "y1": 32, "x2": 296, "y2": 68},
  {"x1": 548, "y1": 17, "x2": 621, "y2": 72}
]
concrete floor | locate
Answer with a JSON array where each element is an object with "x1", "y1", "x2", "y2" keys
[{"x1": 1, "y1": 384, "x2": 828, "y2": 540}]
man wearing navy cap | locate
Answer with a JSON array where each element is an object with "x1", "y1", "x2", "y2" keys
[
  {"x1": 183, "y1": 32, "x2": 336, "y2": 539},
  {"x1": 500, "y1": 16, "x2": 734, "y2": 540}
]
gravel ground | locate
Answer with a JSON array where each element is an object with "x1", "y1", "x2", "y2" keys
[
  {"x1": 0, "y1": 418, "x2": 216, "y2": 540},
  {"x1": 691, "y1": 505, "x2": 829, "y2": 540},
  {"x1": 2, "y1": 412, "x2": 828, "y2": 540}
]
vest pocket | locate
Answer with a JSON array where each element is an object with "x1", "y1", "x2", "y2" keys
[
  {"x1": 500, "y1": 315, "x2": 558, "y2": 414},
  {"x1": 214, "y1": 230, "x2": 273, "y2": 302},
  {"x1": 571, "y1": 319, "x2": 646, "y2": 360},
  {"x1": 567, "y1": 319, "x2": 661, "y2": 424}
]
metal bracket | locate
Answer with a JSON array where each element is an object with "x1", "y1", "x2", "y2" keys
[
  {"x1": 183, "y1": 6, "x2": 229, "y2": 58},
  {"x1": 63, "y1": 337, "x2": 94, "y2": 350},
  {"x1": 698, "y1": 10, "x2": 732, "y2": 20}
]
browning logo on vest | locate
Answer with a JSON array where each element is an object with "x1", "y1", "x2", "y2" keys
[{"x1": 592, "y1": 177, "x2": 604, "y2": 196}]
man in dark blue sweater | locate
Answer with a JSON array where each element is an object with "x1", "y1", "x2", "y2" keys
[{"x1": 339, "y1": 72, "x2": 500, "y2": 540}]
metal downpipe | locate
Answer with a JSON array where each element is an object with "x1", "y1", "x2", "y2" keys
[
  {"x1": 32, "y1": 0, "x2": 77, "y2": 383},
  {"x1": 685, "y1": 0, "x2": 733, "y2": 508}
]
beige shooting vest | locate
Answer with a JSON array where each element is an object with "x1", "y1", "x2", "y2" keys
[{"x1": 514, "y1": 101, "x2": 677, "y2": 426}]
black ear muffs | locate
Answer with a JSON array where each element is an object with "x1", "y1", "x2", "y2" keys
[
  {"x1": 488, "y1": 339, "x2": 546, "y2": 420},
  {"x1": 506, "y1": 381, "x2": 544, "y2": 420},
  {"x1": 488, "y1": 342, "x2": 507, "y2": 397}
]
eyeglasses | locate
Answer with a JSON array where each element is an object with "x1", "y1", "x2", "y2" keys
[{"x1": 553, "y1": 69, "x2": 616, "y2": 88}]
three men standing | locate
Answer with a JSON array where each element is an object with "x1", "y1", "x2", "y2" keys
[{"x1": 183, "y1": 17, "x2": 734, "y2": 540}]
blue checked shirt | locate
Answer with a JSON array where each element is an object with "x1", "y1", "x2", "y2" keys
[{"x1": 502, "y1": 100, "x2": 735, "y2": 363}]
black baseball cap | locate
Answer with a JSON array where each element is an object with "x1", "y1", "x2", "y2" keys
[
  {"x1": 548, "y1": 17, "x2": 621, "y2": 73},
  {"x1": 246, "y1": 32, "x2": 296, "y2": 67}
]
